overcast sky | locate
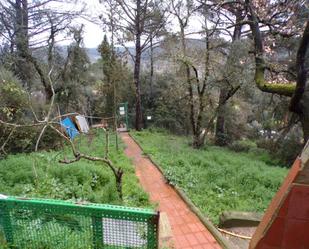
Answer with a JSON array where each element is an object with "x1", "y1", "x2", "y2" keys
[
  {"x1": 0, "y1": 1, "x2": 231, "y2": 49},
  {"x1": 55, "y1": 1, "x2": 211, "y2": 48},
  {"x1": 77, "y1": 20, "x2": 104, "y2": 48},
  {"x1": 55, "y1": 0, "x2": 105, "y2": 48},
  {"x1": 77, "y1": 1, "x2": 105, "y2": 48}
]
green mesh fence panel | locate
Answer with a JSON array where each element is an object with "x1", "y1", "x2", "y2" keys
[{"x1": 0, "y1": 197, "x2": 159, "y2": 249}]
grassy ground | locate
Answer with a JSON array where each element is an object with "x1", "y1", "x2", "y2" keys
[
  {"x1": 0, "y1": 129, "x2": 153, "y2": 248},
  {"x1": 131, "y1": 129, "x2": 289, "y2": 224},
  {"x1": 0, "y1": 129, "x2": 150, "y2": 208}
]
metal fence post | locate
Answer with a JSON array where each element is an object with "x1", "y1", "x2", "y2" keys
[
  {"x1": 0, "y1": 202, "x2": 14, "y2": 246},
  {"x1": 147, "y1": 211, "x2": 160, "y2": 249},
  {"x1": 92, "y1": 216, "x2": 103, "y2": 249}
]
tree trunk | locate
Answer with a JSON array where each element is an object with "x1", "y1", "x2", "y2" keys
[
  {"x1": 149, "y1": 35, "x2": 154, "y2": 107},
  {"x1": 193, "y1": 129, "x2": 206, "y2": 148},
  {"x1": 299, "y1": 87, "x2": 309, "y2": 143},
  {"x1": 115, "y1": 170, "x2": 123, "y2": 200},
  {"x1": 14, "y1": 0, "x2": 54, "y2": 100},
  {"x1": 215, "y1": 89, "x2": 228, "y2": 145},
  {"x1": 193, "y1": 24, "x2": 210, "y2": 149},
  {"x1": 301, "y1": 117, "x2": 309, "y2": 143},
  {"x1": 15, "y1": 0, "x2": 31, "y2": 85},
  {"x1": 27, "y1": 54, "x2": 53, "y2": 100},
  {"x1": 215, "y1": 9, "x2": 243, "y2": 146},
  {"x1": 134, "y1": 0, "x2": 143, "y2": 131},
  {"x1": 180, "y1": 26, "x2": 197, "y2": 145},
  {"x1": 15, "y1": 0, "x2": 29, "y2": 53},
  {"x1": 134, "y1": 36, "x2": 143, "y2": 131},
  {"x1": 289, "y1": 21, "x2": 309, "y2": 144}
]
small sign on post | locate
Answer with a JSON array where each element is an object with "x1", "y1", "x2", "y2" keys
[
  {"x1": 117, "y1": 102, "x2": 129, "y2": 132},
  {"x1": 119, "y1": 107, "x2": 125, "y2": 116}
]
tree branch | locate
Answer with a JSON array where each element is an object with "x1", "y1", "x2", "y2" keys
[
  {"x1": 289, "y1": 20, "x2": 309, "y2": 114},
  {"x1": 246, "y1": 0, "x2": 296, "y2": 97}
]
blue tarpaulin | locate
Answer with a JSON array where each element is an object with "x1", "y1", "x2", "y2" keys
[{"x1": 60, "y1": 117, "x2": 79, "y2": 140}]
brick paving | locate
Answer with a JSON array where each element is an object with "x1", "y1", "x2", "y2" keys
[{"x1": 121, "y1": 133, "x2": 221, "y2": 249}]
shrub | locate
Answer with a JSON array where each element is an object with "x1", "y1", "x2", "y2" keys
[
  {"x1": 275, "y1": 133, "x2": 303, "y2": 165},
  {"x1": 256, "y1": 138, "x2": 276, "y2": 151},
  {"x1": 256, "y1": 128, "x2": 303, "y2": 166},
  {"x1": 228, "y1": 139, "x2": 256, "y2": 152},
  {"x1": 0, "y1": 68, "x2": 61, "y2": 154},
  {"x1": 0, "y1": 68, "x2": 27, "y2": 121},
  {"x1": 215, "y1": 132, "x2": 231, "y2": 146}
]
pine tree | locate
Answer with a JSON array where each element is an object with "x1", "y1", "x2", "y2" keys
[{"x1": 98, "y1": 35, "x2": 116, "y2": 117}]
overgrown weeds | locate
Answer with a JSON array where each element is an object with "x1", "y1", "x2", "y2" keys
[
  {"x1": 132, "y1": 130, "x2": 288, "y2": 224},
  {"x1": 0, "y1": 129, "x2": 150, "y2": 208}
]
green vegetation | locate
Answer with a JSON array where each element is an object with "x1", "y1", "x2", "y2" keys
[
  {"x1": 132, "y1": 129, "x2": 288, "y2": 224},
  {"x1": 0, "y1": 129, "x2": 150, "y2": 208}
]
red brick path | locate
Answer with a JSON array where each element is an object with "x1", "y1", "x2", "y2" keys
[{"x1": 121, "y1": 133, "x2": 221, "y2": 249}]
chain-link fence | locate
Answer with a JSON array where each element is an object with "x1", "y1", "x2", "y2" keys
[{"x1": 0, "y1": 196, "x2": 159, "y2": 249}]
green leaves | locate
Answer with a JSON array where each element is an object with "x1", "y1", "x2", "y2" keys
[{"x1": 0, "y1": 68, "x2": 27, "y2": 121}]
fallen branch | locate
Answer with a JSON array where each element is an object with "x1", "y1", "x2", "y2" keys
[{"x1": 217, "y1": 228, "x2": 252, "y2": 240}]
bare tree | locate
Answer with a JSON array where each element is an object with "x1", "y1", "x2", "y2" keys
[
  {"x1": 170, "y1": 0, "x2": 201, "y2": 147},
  {"x1": 171, "y1": 0, "x2": 232, "y2": 148},
  {"x1": 211, "y1": 1, "x2": 246, "y2": 146},
  {"x1": 100, "y1": 0, "x2": 168, "y2": 130},
  {"x1": 0, "y1": 0, "x2": 83, "y2": 100}
]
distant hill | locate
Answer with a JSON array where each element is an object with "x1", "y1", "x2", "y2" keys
[
  {"x1": 85, "y1": 46, "x2": 136, "y2": 63},
  {"x1": 85, "y1": 48, "x2": 100, "y2": 62},
  {"x1": 33, "y1": 38, "x2": 214, "y2": 66},
  {"x1": 85, "y1": 38, "x2": 209, "y2": 63}
]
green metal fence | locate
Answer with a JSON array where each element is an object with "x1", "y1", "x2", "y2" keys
[{"x1": 0, "y1": 196, "x2": 159, "y2": 249}]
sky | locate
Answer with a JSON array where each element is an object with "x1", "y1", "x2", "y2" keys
[
  {"x1": 53, "y1": 0, "x2": 105, "y2": 48},
  {"x1": 75, "y1": 1, "x2": 105, "y2": 48},
  {"x1": 23, "y1": 0, "x2": 225, "y2": 49},
  {"x1": 55, "y1": 0, "x2": 205, "y2": 48},
  {"x1": 76, "y1": 20, "x2": 104, "y2": 48},
  {"x1": 0, "y1": 0, "x2": 235, "y2": 49}
]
